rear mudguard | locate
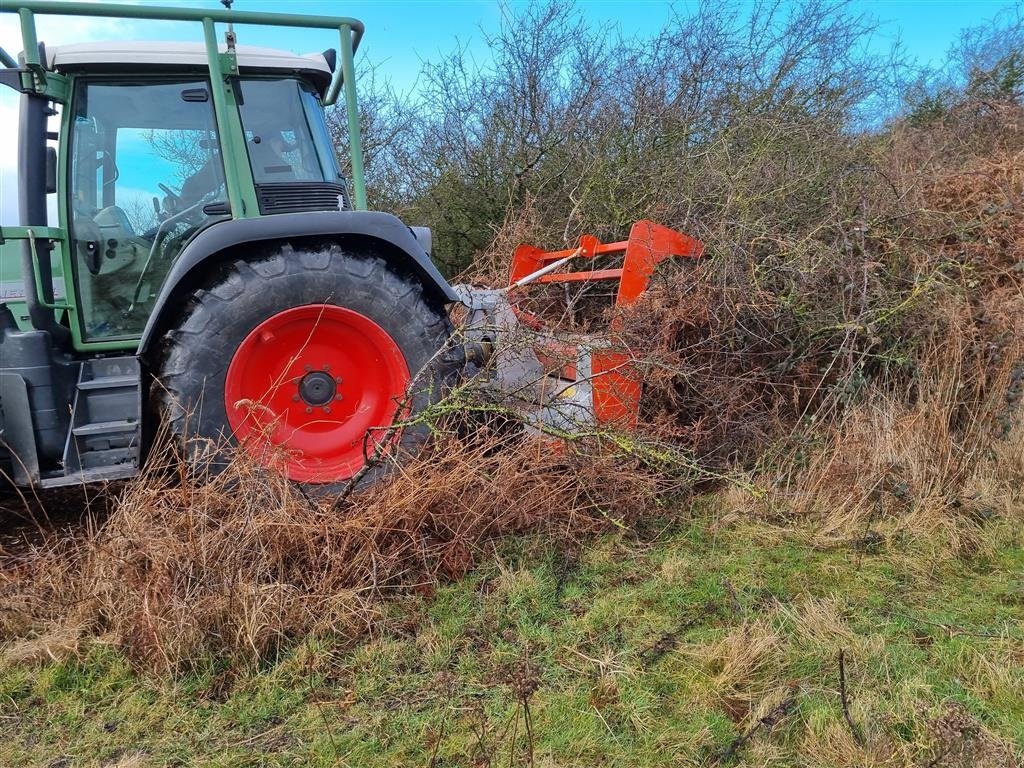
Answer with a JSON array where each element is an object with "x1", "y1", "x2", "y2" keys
[{"x1": 137, "y1": 210, "x2": 458, "y2": 357}]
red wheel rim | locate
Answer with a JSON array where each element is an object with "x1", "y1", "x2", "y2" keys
[{"x1": 224, "y1": 304, "x2": 411, "y2": 483}]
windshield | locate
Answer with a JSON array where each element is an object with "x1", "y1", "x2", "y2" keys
[{"x1": 237, "y1": 78, "x2": 343, "y2": 185}]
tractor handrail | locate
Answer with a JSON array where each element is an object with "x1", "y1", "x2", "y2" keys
[
  {"x1": 0, "y1": 0, "x2": 368, "y2": 209},
  {"x1": 2, "y1": 2, "x2": 364, "y2": 50}
]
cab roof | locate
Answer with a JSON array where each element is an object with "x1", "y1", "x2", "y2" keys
[{"x1": 45, "y1": 42, "x2": 334, "y2": 96}]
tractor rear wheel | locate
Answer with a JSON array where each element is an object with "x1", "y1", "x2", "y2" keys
[{"x1": 155, "y1": 243, "x2": 454, "y2": 490}]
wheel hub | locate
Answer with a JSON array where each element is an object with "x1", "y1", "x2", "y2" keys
[
  {"x1": 298, "y1": 370, "x2": 337, "y2": 407},
  {"x1": 223, "y1": 304, "x2": 411, "y2": 483}
]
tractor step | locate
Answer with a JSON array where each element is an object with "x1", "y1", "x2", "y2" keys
[
  {"x1": 71, "y1": 419, "x2": 137, "y2": 437},
  {"x1": 61, "y1": 357, "x2": 141, "y2": 478},
  {"x1": 76, "y1": 374, "x2": 138, "y2": 390},
  {"x1": 39, "y1": 463, "x2": 139, "y2": 489}
]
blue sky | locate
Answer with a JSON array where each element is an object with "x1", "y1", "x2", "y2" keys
[
  {"x1": 0, "y1": 0, "x2": 1016, "y2": 223},
  {"x1": 1, "y1": 1, "x2": 1012, "y2": 92},
  {"x1": 266, "y1": 1, "x2": 1004, "y2": 80}
]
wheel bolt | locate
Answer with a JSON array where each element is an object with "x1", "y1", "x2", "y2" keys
[
  {"x1": 324, "y1": 406, "x2": 331, "y2": 414},
  {"x1": 324, "y1": 364, "x2": 331, "y2": 371},
  {"x1": 335, "y1": 377, "x2": 343, "y2": 384},
  {"x1": 335, "y1": 394, "x2": 343, "y2": 401},
  {"x1": 304, "y1": 364, "x2": 312, "y2": 372},
  {"x1": 305, "y1": 407, "x2": 312, "y2": 414},
  {"x1": 292, "y1": 395, "x2": 300, "y2": 402}
]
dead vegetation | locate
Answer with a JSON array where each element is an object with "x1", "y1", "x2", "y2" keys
[
  {"x1": 0, "y1": 429, "x2": 667, "y2": 672},
  {"x1": 2, "y1": 98, "x2": 1020, "y2": 683},
  {"x1": 3, "y1": 0, "x2": 1023, "y2": 674}
]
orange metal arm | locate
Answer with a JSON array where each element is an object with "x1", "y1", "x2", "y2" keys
[{"x1": 509, "y1": 220, "x2": 703, "y2": 308}]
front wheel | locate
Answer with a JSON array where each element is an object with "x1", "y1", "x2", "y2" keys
[{"x1": 155, "y1": 242, "x2": 454, "y2": 489}]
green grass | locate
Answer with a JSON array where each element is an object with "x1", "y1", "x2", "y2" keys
[{"x1": 1, "y1": 504, "x2": 1021, "y2": 767}]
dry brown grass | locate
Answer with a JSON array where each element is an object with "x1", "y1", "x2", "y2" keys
[
  {"x1": 0, "y1": 430, "x2": 664, "y2": 671},
  {"x1": 599, "y1": 103, "x2": 1024, "y2": 550},
  {"x1": 920, "y1": 701, "x2": 1020, "y2": 768},
  {"x1": 705, "y1": 615, "x2": 785, "y2": 711},
  {"x1": 2, "y1": 89, "x2": 1021, "y2": 686},
  {"x1": 723, "y1": 315, "x2": 1024, "y2": 545}
]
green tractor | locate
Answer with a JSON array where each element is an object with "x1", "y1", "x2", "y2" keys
[
  {"x1": 0, "y1": 1, "x2": 703, "y2": 494},
  {"x1": 0, "y1": 1, "x2": 459, "y2": 490}
]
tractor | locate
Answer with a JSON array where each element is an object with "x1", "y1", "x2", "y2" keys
[{"x1": 0, "y1": 1, "x2": 702, "y2": 493}]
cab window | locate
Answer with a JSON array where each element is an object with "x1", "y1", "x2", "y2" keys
[
  {"x1": 237, "y1": 78, "x2": 343, "y2": 185},
  {"x1": 68, "y1": 78, "x2": 227, "y2": 342}
]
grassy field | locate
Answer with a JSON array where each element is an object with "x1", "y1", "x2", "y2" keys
[{"x1": 2, "y1": 496, "x2": 1020, "y2": 767}]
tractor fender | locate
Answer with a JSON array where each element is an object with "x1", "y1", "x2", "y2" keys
[{"x1": 137, "y1": 210, "x2": 458, "y2": 357}]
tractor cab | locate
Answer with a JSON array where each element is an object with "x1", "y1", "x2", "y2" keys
[
  {"x1": 55, "y1": 42, "x2": 348, "y2": 341},
  {"x1": 0, "y1": 2, "x2": 458, "y2": 491}
]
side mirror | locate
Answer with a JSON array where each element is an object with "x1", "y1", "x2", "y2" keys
[{"x1": 45, "y1": 147, "x2": 57, "y2": 194}]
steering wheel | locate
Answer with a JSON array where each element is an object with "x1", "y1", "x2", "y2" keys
[{"x1": 158, "y1": 183, "x2": 182, "y2": 215}]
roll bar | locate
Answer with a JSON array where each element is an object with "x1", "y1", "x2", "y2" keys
[{"x1": 0, "y1": 0, "x2": 367, "y2": 208}]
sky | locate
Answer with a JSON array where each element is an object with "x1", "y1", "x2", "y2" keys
[{"x1": 0, "y1": 0, "x2": 1016, "y2": 224}]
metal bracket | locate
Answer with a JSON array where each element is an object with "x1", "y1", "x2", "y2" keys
[
  {"x1": 0, "y1": 68, "x2": 28, "y2": 93},
  {"x1": 218, "y1": 52, "x2": 238, "y2": 76},
  {"x1": 0, "y1": 65, "x2": 68, "y2": 101},
  {"x1": 33, "y1": 70, "x2": 68, "y2": 102}
]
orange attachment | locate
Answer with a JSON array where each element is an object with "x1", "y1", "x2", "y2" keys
[
  {"x1": 508, "y1": 220, "x2": 704, "y2": 429},
  {"x1": 510, "y1": 220, "x2": 704, "y2": 308}
]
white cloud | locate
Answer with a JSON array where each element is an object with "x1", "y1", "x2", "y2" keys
[
  {"x1": 0, "y1": 0, "x2": 204, "y2": 51},
  {"x1": 1, "y1": 5, "x2": 143, "y2": 225},
  {"x1": 0, "y1": 10, "x2": 138, "y2": 51},
  {"x1": 0, "y1": 94, "x2": 21, "y2": 225}
]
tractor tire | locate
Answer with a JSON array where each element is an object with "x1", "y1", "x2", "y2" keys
[{"x1": 155, "y1": 242, "x2": 455, "y2": 492}]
